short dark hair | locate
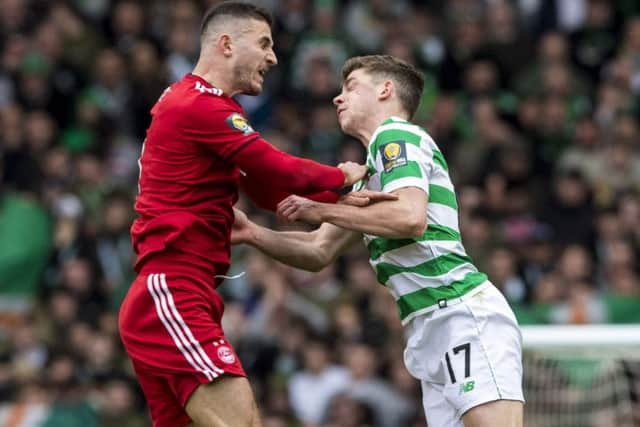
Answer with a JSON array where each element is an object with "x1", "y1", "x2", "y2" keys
[
  {"x1": 200, "y1": 1, "x2": 273, "y2": 36},
  {"x1": 341, "y1": 55, "x2": 425, "y2": 119}
]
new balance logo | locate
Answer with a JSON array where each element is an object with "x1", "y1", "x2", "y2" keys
[
  {"x1": 459, "y1": 380, "x2": 475, "y2": 394},
  {"x1": 194, "y1": 81, "x2": 222, "y2": 96}
]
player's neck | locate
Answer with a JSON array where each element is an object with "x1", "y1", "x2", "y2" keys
[
  {"x1": 352, "y1": 115, "x2": 387, "y2": 147},
  {"x1": 357, "y1": 110, "x2": 408, "y2": 147},
  {"x1": 192, "y1": 62, "x2": 234, "y2": 96}
]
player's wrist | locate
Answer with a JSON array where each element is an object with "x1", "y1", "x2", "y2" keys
[
  {"x1": 312, "y1": 202, "x2": 331, "y2": 224},
  {"x1": 333, "y1": 185, "x2": 352, "y2": 195},
  {"x1": 342, "y1": 171, "x2": 350, "y2": 187},
  {"x1": 244, "y1": 221, "x2": 261, "y2": 243}
]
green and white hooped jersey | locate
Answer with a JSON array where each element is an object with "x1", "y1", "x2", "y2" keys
[{"x1": 355, "y1": 117, "x2": 488, "y2": 325}]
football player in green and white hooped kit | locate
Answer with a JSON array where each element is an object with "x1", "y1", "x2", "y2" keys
[{"x1": 232, "y1": 55, "x2": 524, "y2": 427}]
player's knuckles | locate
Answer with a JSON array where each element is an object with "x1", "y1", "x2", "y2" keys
[{"x1": 351, "y1": 197, "x2": 369, "y2": 206}]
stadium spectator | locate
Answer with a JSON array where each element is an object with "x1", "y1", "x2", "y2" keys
[{"x1": 287, "y1": 338, "x2": 349, "y2": 425}]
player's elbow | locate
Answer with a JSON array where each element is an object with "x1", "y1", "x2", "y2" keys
[
  {"x1": 307, "y1": 260, "x2": 329, "y2": 273},
  {"x1": 405, "y1": 213, "x2": 427, "y2": 238},
  {"x1": 311, "y1": 238, "x2": 336, "y2": 272},
  {"x1": 392, "y1": 192, "x2": 427, "y2": 238},
  {"x1": 305, "y1": 250, "x2": 332, "y2": 272}
]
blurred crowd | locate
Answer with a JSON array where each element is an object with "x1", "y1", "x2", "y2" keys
[{"x1": 1, "y1": 0, "x2": 640, "y2": 426}]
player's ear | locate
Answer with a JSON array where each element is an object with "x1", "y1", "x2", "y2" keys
[
  {"x1": 378, "y1": 80, "x2": 393, "y2": 101},
  {"x1": 218, "y1": 34, "x2": 233, "y2": 57}
]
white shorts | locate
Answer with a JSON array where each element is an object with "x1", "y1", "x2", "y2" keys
[{"x1": 403, "y1": 282, "x2": 524, "y2": 427}]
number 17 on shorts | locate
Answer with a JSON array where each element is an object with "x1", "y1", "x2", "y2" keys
[{"x1": 444, "y1": 343, "x2": 476, "y2": 395}]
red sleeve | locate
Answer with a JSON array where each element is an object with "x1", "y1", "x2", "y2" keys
[
  {"x1": 307, "y1": 191, "x2": 341, "y2": 204},
  {"x1": 240, "y1": 174, "x2": 339, "y2": 211},
  {"x1": 239, "y1": 174, "x2": 288, "y2": 211},
  {"x1": 182, "y1": 97, "x2": 345, "y2": 194},
  {"x1": 232, "y1": 137, "x2": 345, "y2": 195},
  {"x1": 180, "y1": 96, "x2": 261, "y2": 160}
]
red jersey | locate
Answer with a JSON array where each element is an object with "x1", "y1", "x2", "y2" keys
[{"x1": 132, "y1": 74, "x2": 344, "y2": 277}]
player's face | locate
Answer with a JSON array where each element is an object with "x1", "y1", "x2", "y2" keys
[
  {"x1": 232, "y1": 19, "x2": 277, "y2": 95},
  {"x1": 333, "y1": 69, "x2": 377, "y2": 136}
]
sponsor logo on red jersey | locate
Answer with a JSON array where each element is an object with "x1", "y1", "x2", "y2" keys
[
  {"x1": 194, "y1": 81, "x2": 223, "y2": 96},
  {"x1": 225, "y1": 113, "x2": 254, "y2": 136}
]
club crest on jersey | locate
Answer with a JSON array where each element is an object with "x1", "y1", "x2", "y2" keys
[
  {"x1": 217, "y1": 345, "x2": 236, "y2": 364},
  {"x1": 226, "y1": 113, "x2": 254, "y2": 136},
  {"x1": 379, "y1": 141, "x2": 407, "y2": 172},
  {"x1": 213, "y1": 340, "x2": 236, "y2": 364}
]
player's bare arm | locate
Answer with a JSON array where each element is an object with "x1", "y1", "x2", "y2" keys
[
  {"x1": 232, "y1": 208, "x2": 360, "y2": 272},
  {"x1": 277, "y1": 186, "x2": 428, "y2": 239},
  {"x1": 338, "y1": 189, "x2": 399, "y2": 206}
]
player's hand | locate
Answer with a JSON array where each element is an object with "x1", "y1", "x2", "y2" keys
[
  {"x1": 276, "y1": 195, "x2": 322, "y2": 224},
  {"x1": 231, "y1": 208, "x2": 254, "y2": 244},
  {"x1": 339, "y1": 190, "x2": 398, "y2": 206},
  {"x1": 338, "y1": 162, "x2": 368, "y2": 187}
]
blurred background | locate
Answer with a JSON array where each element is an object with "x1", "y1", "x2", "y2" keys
[{"x1": 1, "y1": 0, "x2": 640, "y2": 426}]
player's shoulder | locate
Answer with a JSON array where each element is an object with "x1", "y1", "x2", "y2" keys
[
  {"x1": 181, "y1": 75, "x2": 228, "y2": 106},
  {"x1": 168, "y1": 74, "x2": 227, "y2": 103},
  {"x1": 373, "y1": 117, "x2": 430, "y2": 140},
  {"x1": 369, "y1": 117, "x2": 434, "y2": 159},
  {"x1": 164, "y1": 75, "x2": 240, "y2": 119},
  {"x1": 171, "y1": 73, "x2": 221, "y2": 94}
]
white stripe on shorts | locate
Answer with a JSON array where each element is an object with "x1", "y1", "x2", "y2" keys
[
  {"x1": 146, "y1": 274, "x2": 221, "y2": 380},
  {"x1": 152, "y1": 274, "x2": 223, "y2": 378},
  {"x1": 157, "y1": 273, "x2": 224, "y2": 375}
]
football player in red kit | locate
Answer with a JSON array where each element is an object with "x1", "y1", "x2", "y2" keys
[{"x1": 118, "y1": 3, "x2": 367, "y2": 427}]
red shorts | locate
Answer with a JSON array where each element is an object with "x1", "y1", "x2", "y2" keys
[{"x1": 119, "y1": 269, "x2": 245, "y2": 427}]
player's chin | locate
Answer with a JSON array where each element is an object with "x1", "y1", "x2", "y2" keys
[
  {"x1": 338, "y1": 116, "x2": 352, "y2": 134},
  {"x1": 245, "y1": 82, "x2": 263, "y2": 96}
]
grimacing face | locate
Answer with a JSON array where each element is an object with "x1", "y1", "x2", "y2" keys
[
  {"x1": 231, "y1": 19, "x2": 277, "y2": 95},
  {"x1": 332, "y1": 69, "x2": 379, "y2": 136}
]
